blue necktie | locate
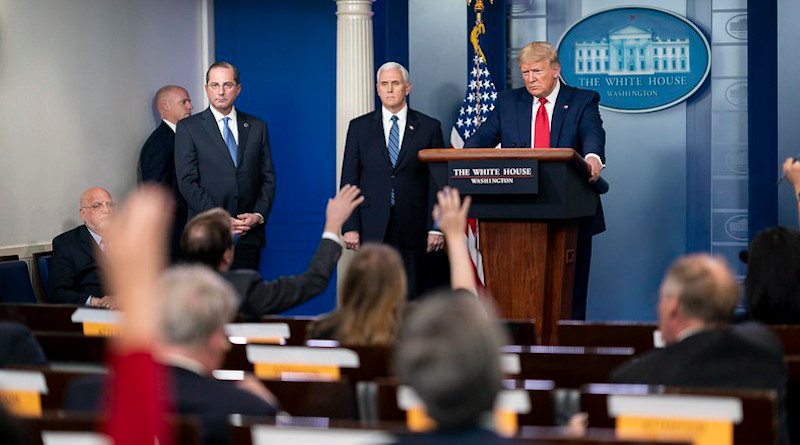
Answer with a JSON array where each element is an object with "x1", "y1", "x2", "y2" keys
[
  {"x1": 222, "y1": 116, "x2": 238, "y2": 167},
  {"x1": 387, "y1": 115, "x2": 400, "y2": 205}
]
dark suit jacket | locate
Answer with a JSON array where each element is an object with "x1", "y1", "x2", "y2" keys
[
  {"x1": 341, "y1": 108, "x2": 444, "y2": 249},
  {"x1": 48, "y1": 225, "x2": 104, "y2": 304},
  {"x1": 610, "y1": 324, "x2": 789, "y2": 444},
  {"x1": 0, "y1": 322, "x2": 48, "y2": 367},
  {"x1": 139, "y1": 120, "x2": 189, "y2": 258},
  {"x1": 65, "y1": 365, "x2": 276, "y2": 445},
  {"x1": 175, "y1": 108, "x2": 275, "y2": 247},
  {"x1": 224, "y1": 238, "x2": 342, "y2": 319},
  {"x1": 465, "y1": 84, "x2": 606, "y2": 237}
]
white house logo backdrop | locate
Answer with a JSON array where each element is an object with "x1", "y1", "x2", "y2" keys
[{"x1": 557, "y1": 7, "x2": 711, "y2": 113}]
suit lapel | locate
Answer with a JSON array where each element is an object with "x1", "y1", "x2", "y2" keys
[
  {"x1": 396, "y1": 109, "x2": 419, "y2": 167},
  {"x1": 516, "y1": 90, "x2": 533, "y2": 148},
  {"x1": 551, "y1": 83, "x2": 572, "y2": 147},
  {"x1": 199, "y1": 108, "x2": 236, "y2": 169},
  {"x1": 236, "y1": 111, "x2": 250, "y2": 167},
  {"x1": 79, "y1": 225, "x2": 100, "y2": 260},
  {"x1": 371, "y1": 110, "x2": 393, "y2": 167}
]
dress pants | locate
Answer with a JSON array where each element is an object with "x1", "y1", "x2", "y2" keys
[{"x1": 571, "y1": 237, "x2": 592, "y2": 320}]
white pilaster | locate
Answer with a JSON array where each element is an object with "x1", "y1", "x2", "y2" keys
[
  {"x1": 335, "y1": 0, "x2": 375, "y2": 299},
  {"x1": 335, "y1": 0, "x2": 375, "y2": 186}
]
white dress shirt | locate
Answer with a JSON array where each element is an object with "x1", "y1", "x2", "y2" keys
[
  {"x1": 529, "y1": 81, "x2": 603, "y2": 166},
  {"x1": 381, "y1": 105, "x2": 408, "y2": 149},
  {"x1": 209, "y1": 106, "x2": 239, "y2": 144},
  {"x1": 163, "y1": 119, "x2": 177, "y2": 133}
]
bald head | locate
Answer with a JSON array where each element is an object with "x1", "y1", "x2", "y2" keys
[
  {"x1": 155, "y1": 85, "x2": 192, "y2": 125},
  {"x1": 79, "y1": 187, "x2": 115, "y2": 235}
]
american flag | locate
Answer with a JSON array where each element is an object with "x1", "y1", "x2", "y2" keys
[{"x1": 450, "y1": 27, "x2": 499, "y2": 287}]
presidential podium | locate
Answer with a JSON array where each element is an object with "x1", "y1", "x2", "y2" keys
[{"x1": 419, "y1": 148, "x2": 603, "y2": 345}]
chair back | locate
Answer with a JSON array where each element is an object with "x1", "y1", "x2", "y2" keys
[{"x1": 0, "y1": 261, "x2": 37, "y2": 303}]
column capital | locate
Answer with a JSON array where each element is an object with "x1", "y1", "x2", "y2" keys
[{"x1": 335, "y1": 0, "x2": 375, "y2": 17}]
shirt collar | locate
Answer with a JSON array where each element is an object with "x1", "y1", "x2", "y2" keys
[
  {"x1": 209, "y1": 106, "x2": 237, "y2": 124},
  {"x1": 162, "y1": 119, "x2": 177, "y2": 133},
  {"x1": 538, "y1": 80, "x2": 561, "y2": 106},
  {"x1": 159, "y1": 352, "x2": 209, "y2": 376},
  {"x1": 85, "y1": 226, "x2": 103, "y2": 246},
  {"x1": 381, "y1": 104, "x2": 408, "y2": 123},
  {"x1": 676, "y1": 325, "x2": 709, "y2": 343}
]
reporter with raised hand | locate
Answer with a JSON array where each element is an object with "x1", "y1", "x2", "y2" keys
[
  {"x1": 100, "y1": 185, "x2": 175, "y2": 445},
  {"x1": 432, "y1": 186, "x2": 475, "y2": 294}
]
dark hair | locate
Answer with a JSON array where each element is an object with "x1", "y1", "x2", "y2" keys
[
  {"x1": 206, "y1": 61, "x2": 240, "y2": 84},
  {"x1": 181, "y1": 208, "x2": 233, "y2": 268},
  {"x1": 745, "y1": 226, "x2": 800, "y2": 324}
]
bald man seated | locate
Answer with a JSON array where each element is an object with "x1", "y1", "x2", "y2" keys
[{"x1": 48, "y1": 187, "x2": 115, "y2": 307}]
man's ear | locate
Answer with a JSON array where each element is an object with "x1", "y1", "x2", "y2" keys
[{"x1": 221, "y1": 247, "x2": 234, "y2": 269}]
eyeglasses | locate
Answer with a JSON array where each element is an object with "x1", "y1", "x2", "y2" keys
[
  {"x1": 207, "y1": 82, "x2": 237, "y2": 92},
  {"x1": 82, "y1": 201, "x2": 116, "y2": 211}
]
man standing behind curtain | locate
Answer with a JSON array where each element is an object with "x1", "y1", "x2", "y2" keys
[
  {"x1": 340, "y1": 62, "x2": 445, "y2": 299},
  {"x1": 466, "y1": 42, "x2": 606, "y2": 319},
  {"x1": 139, "y1": 85, "x2": 192, "y2": 262},
  {"x1": 175, "y1": 62, "x2": 275, "y2": 270}
]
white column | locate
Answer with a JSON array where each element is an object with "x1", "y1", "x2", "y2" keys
[
  {"x1": 335, "y1": 0, "x2": 375, "y2": 299},
  {"x1": 335, "y1": 0, "x2": 375, "y2": 187}
]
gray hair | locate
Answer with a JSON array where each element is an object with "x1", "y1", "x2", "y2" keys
[
  {"x1": 394, "y1": 291, "x2": 507, "y2": 429},
  {"x1": 159, "y1": 265, "x2": 238, "y2": 349},
  {"x1": 376, "y1": 62, "x2": 410, "y2": 84},
  {"x1": 662, "y1": 254, "x2": 740, "y2": 323}
]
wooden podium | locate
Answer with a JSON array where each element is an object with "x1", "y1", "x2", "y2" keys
[{"x1": 419, "y1": 148, "x2": 602, "y2": 345}]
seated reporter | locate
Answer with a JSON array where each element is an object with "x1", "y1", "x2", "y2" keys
[
  {"x1": 48, "y1": 187, "x2": 116, "y2": 307},
  {"x1": 182, "y1": 185, "x2": 363, "y2": 319}
]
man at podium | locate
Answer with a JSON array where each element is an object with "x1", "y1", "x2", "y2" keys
[{"x1": 465, "y1": 41, "x2": 606, "y2": 320}]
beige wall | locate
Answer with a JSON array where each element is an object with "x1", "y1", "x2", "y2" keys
[{"x1": 0, "y1": 0, "x2": 207, "y2": 249}]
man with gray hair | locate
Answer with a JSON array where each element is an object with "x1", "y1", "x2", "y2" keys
[
  {"x1": 340, "y1": 61, "x2": 445, "y2": 299},
  {"x1": 67, "y1": 265, "x2": 277, "y2": 445},
  {"x1": 156, "y1": 266, "x2": 278, "y2": 444},
  {"x1": 611, "y1": 254, "x2": 788, "y2": 444},
  {"x1": 393, "y1": 292, "x2": 516, "y2": 443}
]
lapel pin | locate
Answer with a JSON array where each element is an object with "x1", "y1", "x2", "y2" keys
[
  {"x1": 563, "y1": 105, "x2": 569, "y2": 109},
  {"x1": 243, "y1": 122, "x2": 249, "y2": 128},
  {"x1": 409, "y1": 125, "x2": 415, "y2": 131}
]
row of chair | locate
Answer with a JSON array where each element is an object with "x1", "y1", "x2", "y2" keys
[{"x1": 0, "y1": 252, "x2": 51, "y2": 304}]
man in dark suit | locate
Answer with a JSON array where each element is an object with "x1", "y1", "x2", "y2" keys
[
  {"x1": 65, "y1": 266, "x2": 278, "y2": 445},
  {"x1": 341, "y1": 62, "x2": 445, "y2": 298},
  {"x1": 175, "y1": 62, "x2": 275, "y2": 270},
  {"x1": 610, "y1": 254, "x2": 788, "y2": 444},
  {"x1": 48, "y1": 187, "x2": 115, "y2": 307},
  {"x1": 182, "y1": 185, "x2": 363, "y2": 319},
  {"x1": 465, "y1": 41, "x2": 606, "y2": 320},
  {"x1": 139, "y1": 85, "x2": 193, "y2": 262}
]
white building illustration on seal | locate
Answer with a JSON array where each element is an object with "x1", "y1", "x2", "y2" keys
[{"x1": 574, "y1": 24, "x2": 690, "y2": 75}]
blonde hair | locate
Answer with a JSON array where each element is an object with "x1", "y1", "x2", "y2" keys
[
  {"x1": 309, "y1": 244, "x2": 406, "y2": 345},
  {"x1": 518, "y1": 41, "x2": 560, "y2": 66}
]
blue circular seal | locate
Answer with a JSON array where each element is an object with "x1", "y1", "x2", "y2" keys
[{"x1": 557, "y1": 7, "x2": 711, "y2": 113}]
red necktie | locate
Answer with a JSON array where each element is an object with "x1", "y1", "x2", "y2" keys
[{"x1": 533, "y1": 97, "x2": 550, "y2": 148}]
